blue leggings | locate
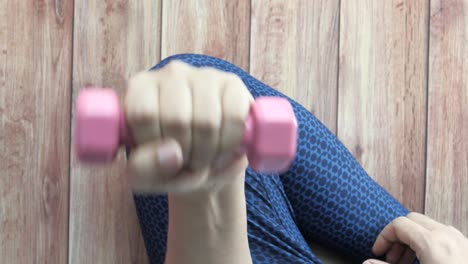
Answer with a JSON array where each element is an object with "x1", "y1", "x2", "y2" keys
[{"x1": 133, "y1": 54, "x2": 410, "y2": 264}]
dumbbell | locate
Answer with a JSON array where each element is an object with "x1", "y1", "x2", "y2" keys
[{"x1": 75, "y1": 87, "x2": 298, "y2": 173}]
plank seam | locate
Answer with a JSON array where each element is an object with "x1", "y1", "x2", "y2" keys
[
  {"x1": 160, "y1": 0, "x2": 164, "y2": 61},
  {"x1": 423, "y1": 0, "x2": 432, "y2": 214},
  {"x1": 247, "y1": 0, "x2": 252, "y2": 74},
  {"x1": 335, "y1": 0, "x2": 342, "y2": 136},
  {"x1": 67, "y1": 0, "x2": 76, "y2": 263}
]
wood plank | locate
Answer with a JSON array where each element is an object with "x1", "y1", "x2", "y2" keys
[
  {"x1": 0, "y1": 0, "x2": 73, "y2": 263},
  {"x1": 250, "y1": 0, "x2": 340, "y2": 132},
  {"x1": 338, "y1": 0, "x2": 428, "y2": 212},
  {"x1": 426, "y1": 0, "x2": 468, "y2": 234},
  {"x1": 161, "y1": 0, "x2": 250, "y2": 69},
  {"x1": 250, "y1": 2, "x2": 344, "y2": 263},
  {"x1": 69, "y1": 1, "x2": 161, "y2": 263}
]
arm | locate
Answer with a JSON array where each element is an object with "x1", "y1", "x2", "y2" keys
[
  {"x1": 166, "y1": 173, "x2": 251, "y2": 264},
  {"x1": 125, "y1": 60, "x2": 254, "y2": 264}
]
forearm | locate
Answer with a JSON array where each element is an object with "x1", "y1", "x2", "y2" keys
[{"x1": 165, "y1": 173, "x2": 252, "y2": 264}]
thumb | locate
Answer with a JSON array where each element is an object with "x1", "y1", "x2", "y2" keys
[
  {"x1": 363, "y1": 260, "x2": 389, "y2": 264},
  {"x1": 128, "y1": 138, "x2": 183, "y2": 192}
]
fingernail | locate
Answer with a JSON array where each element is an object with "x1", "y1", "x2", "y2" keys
[{"x1": 157, "y1": 141, "x2": 182, "y2": 173}]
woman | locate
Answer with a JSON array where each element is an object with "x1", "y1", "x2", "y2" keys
[{"x1": 124, "y1": 54, "x2": 467, "y2": 264}]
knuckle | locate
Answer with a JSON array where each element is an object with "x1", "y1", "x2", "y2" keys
[
  {"x1": 223, "y1": 78, "x2": 252, "y2": 104},
  {"x1": 246, "y1": 90, "x2": 254, "y2": 102},
  {"x1": 446, "y1": 225, "x2": 460, "y2": 233},
  {"x1": 444, "y1": 225, "x2": 465, "y2": 239},
  {"x1": 392, "y1": 216, "x2": 407, "y2": 226},
  {"x1": 407, "y1": 212, "x2": 420, "y2": 219},
  {"x1": 128, "y1": 72, "x2": 154, "y2": 89},
  {"x1": 164, "y1": 60, "x2": 188, "y2": 74},
  {"x1": 435, "y1": 235, "x2": 457, "y2": 254},
  {"x1": 224, "y1": 72, "x2": 243, "y2": 85},
  {"x1": 225, "y1": 75, "x2": 248, "y2": 93}
]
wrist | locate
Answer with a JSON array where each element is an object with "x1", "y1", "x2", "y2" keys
[
  {"x1": 168, "y1": 171, "x2": 247, "y2": 229},
  {"x1": 165, "y1": 172, "x2": 252, "y2": 264}
]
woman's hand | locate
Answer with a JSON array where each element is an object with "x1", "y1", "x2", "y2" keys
[
  {"x1": 364, "y1": 212, "x2": 468, "y2": 264},
  {"x1": 125, "y1": 60, "x2": 254, "y2": 264},
  {"x1": 125, "y1": 60, "x2": 253, "y2": 194}
]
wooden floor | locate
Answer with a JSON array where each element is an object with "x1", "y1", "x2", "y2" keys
[{"x1": 1, "y1": 0, "x2": 467, "y2": 263}]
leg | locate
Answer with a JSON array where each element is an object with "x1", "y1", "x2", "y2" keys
[
  {"x1": 134, "y1": 54, "x2": 410, "y2": 263},
  {"x1": 277, "y1": 101, "x2": 410, "y2": 261},
  {"x1": 133, "y1": 194, "x2": 168, "y2": 264}
]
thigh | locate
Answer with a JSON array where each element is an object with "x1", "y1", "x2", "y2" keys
[
  {"x1": 244, "y1": 168, "x2": 322, "y2": 264},
  {"x1": 275, "y1": 93, "x2": 410, "y2": 261},
  {"x1": 133, "y1": 194, "x2": 168, "y2": 264}
]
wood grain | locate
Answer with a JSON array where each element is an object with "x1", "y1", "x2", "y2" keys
[
  {"x1": 1, "y1": 0, "x2": 467, "y2": 263},
  {"x1": 338, "y1": 0, "x2": 428, "y2": 212},
  {"x1": 426, "y1": 0, "x2": 468, "y2": 234},
  {"x1": 0, "y1": 0, "x2": 73, "y2": 263},
  {"x1": 161, "y1": 0, "x2": 250, "y2": 69},
  {"x1": 250, "y1": 2, "x2": 344, "y2": 263},
  {"x1": 69, "y1": 1, "x2": 160, "y2": 263},
  {"x1": 250, "y1": 0, "x2": 340, "y2": 132}
]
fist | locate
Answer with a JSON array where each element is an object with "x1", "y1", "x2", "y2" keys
[{"x1": 125, "y1": 61, "x2": 253, "y2": 194}]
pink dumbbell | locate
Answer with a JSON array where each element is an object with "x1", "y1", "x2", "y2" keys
[{"x1": 75, "y1": 87, "x2": 298, "y2": 173}]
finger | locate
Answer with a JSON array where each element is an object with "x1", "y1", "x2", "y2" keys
[
  {"x1": 372, "y1": 217, "x2": 428, "y2": 256},
  {"x1": 128, "y1": 138, "x2": 211, "y2": 193},
  {"x1": 159, "y1": 75, "x2": 192, "y2": 164},
  {"x1": 385, "y1": 243, "x2": 405, "y2": 264},
  {"x1": 189, "y1": 70, "x2": 222, "y2": 170},
  {"x1": 217, "y1": 74, "x2": 253, "y2": 164},
  {"x1": 363, "y1": 259, "x2": 389, "y2": 264},
  {"x1": 157, "y1": 167, "x2": 210, "y2": 193},
  {"x1": 407, "y1": 212, "x2": 446, "y2": 230},
  {"x1": 128, "y1": 139, "x2": 183, "y2": 193},
  {"x1": 125, "y1": 71, "x2": 161, "y2": 144},
  {"x1": 397, "y1": 247, "x2": 416, "y2": 264}
]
